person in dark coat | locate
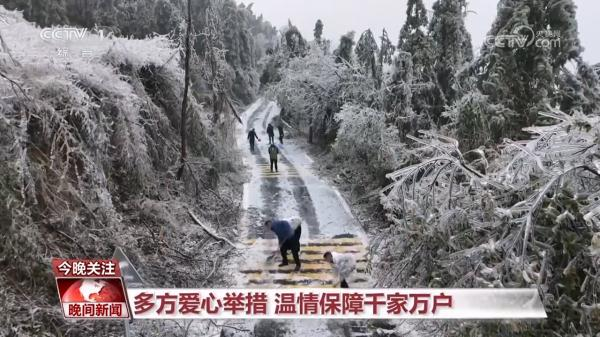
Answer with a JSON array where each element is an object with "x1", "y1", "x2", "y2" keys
[
  {"x1": 247, "y1": 128, "x2": 260, "y2": 152},
  {"x1": 266, "y1": 123, "x2": 275, "y2": 144},
  {"x1": 268, "y1": 143, "x2": 279, "y2": 172},
  {"x1": 278, "y1": 124, "x2": 284, "y2": 144},
  {"x1": 265, "y1": 218, "x2": 302, "y2": 271}
]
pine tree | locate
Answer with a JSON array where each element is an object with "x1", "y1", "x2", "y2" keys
[
  {"x1": 377, "y1": 29, "x2": 395, "y2": 88},
  {"x1": 468, "y1": 0, "x2": 585, "y2": 139},
  {"x1": 429, "y1": 0, "x2": 473, "y2": 103},
  {"x1": 379, "y1": 29, "x2": 395, "y2": 67},
  {"x1": 355, "y1": 29, "x2": 379, "y2": 80},
  {"x1": 155, "y1": 0, "x2": 181, "y2": 35},
  {"x1": 335, "y1": 31, "x2": 355, "y2": 64},
  {"x1": 398, "y1": 0, "x2": 434, "y2": 81},
  {"x1": 556, "y1": 59, "x2": 600, "y2": 115},
  {"x1": 285, "y1": 20, "x2": 307, "y2": 57},
  {"x1": 314, "y1": 19, "x2": 324, "y2": 41},
  {"x1": 385, "y1": 51, "x2": 418, "y2": 138},
  {"x1": 397, "y1": 0, "x2": 444, "y2": 122}
]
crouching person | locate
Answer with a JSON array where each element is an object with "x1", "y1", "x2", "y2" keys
[
  {"x1": 324, "y1": 251, "x2": 356, "y2": 288},
  {"x1": 265, "y1": 218, "x2": 302, "y2": 271}
]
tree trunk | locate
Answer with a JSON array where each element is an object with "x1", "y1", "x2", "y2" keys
[
  {"x1": 177, "y1": 0, "x2": 193, "y2": 180},
  {"x1": 308, "y1": 116, "x2": 313, "y2": 144}
]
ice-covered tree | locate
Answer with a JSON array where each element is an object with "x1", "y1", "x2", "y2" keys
[
  {"x1": 466, "y1": 0, "x2": 585, "y2": 140},
  {"x1": 333, "y1": 104, "x2": 400, "y2": 183},
  {"x1": 314, "y1": 19, "x2": 323, "y2": 41},
  {"x1": 398, "y1": 0, "x2": 434, "y2": 81},
  {"x1": 3, "y1": 0, "x2": 69, "y2": 26},
  {"x1": 378, "y1": 29, "x2": 395, "y2": 68},
  {"x1": 429, "y1": 0, "x2": 473, "y2": 103},
  {"x1": 334, "y1": 31, "x2": 355, "y2": 65},
  {"x1": 379, "y1": 108, "x2": 600, "y2": 336},
  {"x1": 397, "y1": 0, "x2": 444, "y2": 122},
  {"x1": 284, "y1": 20, "x2": 307, "y2": 57},
  {"x1": 556, "y1": 59, "x2": 600, "y2": 115},
  {"x1": 375, "y1": 28, "x2": 396, "y2": 88},
  {"x1": 355, "y1": 29, "x2": 379, "y2": 80},
  {"x1": 384, "y1": 51, "x2": 424, "y2": 139},
  {"x1": 310, "y1": 18, "x2": 330, "y2": 54}
]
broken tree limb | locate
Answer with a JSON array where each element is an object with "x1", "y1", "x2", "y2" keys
[
  {"x1": 188, "y1": 210, "x2": 237, "y2": 248},
  {"x1": 0, "y1": 30, "x2": 20, "y2": 67},
  {"x1": 225, "y1": 95, "x2": 243, "y2": 125}
]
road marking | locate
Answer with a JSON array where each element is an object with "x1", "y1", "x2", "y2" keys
[
  {"x1": 239, "y1": 237, "x2": 369, "y2": 287},
  {"x1": 304, "y1": 154, "x2": 314, "y2": 164}
]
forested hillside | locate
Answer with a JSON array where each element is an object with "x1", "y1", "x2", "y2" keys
[
  {"x1": 1, "y1": 0, "x2": 600, "y2": 336},
  {"x1": 0, "y1": 1, "x2": 274, "y2": 336},
  {"x1": 2, "y1": 0, "x2": 278, "y2": 104},
  {"x1": 262, "y1": 0, "x2": 600, "y2": 336}
]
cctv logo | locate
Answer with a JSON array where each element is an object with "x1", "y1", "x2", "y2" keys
[{"x1": 40, "y1": 27, "x2": 89, "y2": 41}]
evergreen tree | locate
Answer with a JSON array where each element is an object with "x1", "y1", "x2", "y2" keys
[
  {"x1": 379, "y1": 29, "x2": 395, "y2": 67},
  {"x1": 9, "y1": 0, "x2": 69, "y2": 26},
  {"x1": 284, "y1": 20, "x2": 307, "y2": 57},
  {"x1": 398, "y1": 0, "x2": 434, "y2": 81},
  {"x1": 385, "y1": 51, "x2": 417, "y2": 137},
  {"x1": 314, "y1": 19, "x2": 324, "y2": 41},
  {"x1": 556, "y1": 59, "x2": 600, "y2": 115},
  {"x1": 429, "y1": 0, "x2": 473, "y2": 103},
  {"x1": 312, "y1": 19, "x2": 330, "y2": 54},
  {"x1": 335, "y1": 31, "x2": 355, "y2": 64},
  {"x1": 355, "y1": 29, "x2": 379, "y2": 79},
  {"x1": 397, "y1": 0, "x2": 444, "y2": 122},
  {"x1": 155, "y1": 0, "x2": 181, "y2": 35},
  {"x1": 467, "y1": 0, "x2": 586, "y2": 139},
  {"x1": 377, "y1": 29, "x2": 395, "y2": 88}
]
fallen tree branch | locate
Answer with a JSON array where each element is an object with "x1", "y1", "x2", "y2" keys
[
  {"x1": 188, "y1": 210, "x2": 236, "y2": 248},
  {"x1": 0, "y1": 70, "x2": 31, "y2": 100},
  {"x1": 225, "y1": 95, "x2": 243, "y2": 125},
  {"x1": 0, "y1": 30, "x2": 20, "y2": 66}
]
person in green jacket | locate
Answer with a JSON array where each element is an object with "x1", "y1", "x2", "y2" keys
[{"x1": 268, "y1": 143, "x2": 279, "y2": 172}]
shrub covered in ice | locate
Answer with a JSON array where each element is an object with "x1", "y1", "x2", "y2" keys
[
  {"x1": 0, "y1": 7, "x2": 235, "y2": 336},
  {"x1": 378, "y1": 108, "x2": 600, "y2": 335}
]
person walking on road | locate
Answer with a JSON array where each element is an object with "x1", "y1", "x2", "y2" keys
[
  {"x1": 266, "y1": 123, "x2": 275, "y2": 144},
  {"x1": 265, "y1": 218, "x2": 302, "y2": 271},
  {"x1": 268, "y1": 143, "x2": 279, "y2": 172},
  {"x1": 278, "y1": 124, "x2": 284, "y2": 144},
  {"x1": 324, "y1": 251, "x2": 356, "y2": 288},
  {"x1": 247, "y1": 128, "x2": 260, "y2": 152}
]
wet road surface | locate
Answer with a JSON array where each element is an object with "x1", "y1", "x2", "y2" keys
[{"x1": 234, "y1": 99, "x2": 371, "y2": 288}]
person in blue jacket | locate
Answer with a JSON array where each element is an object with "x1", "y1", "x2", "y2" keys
[{"x1": 265, "y1": 218, "x2": 302, "y2": 271}]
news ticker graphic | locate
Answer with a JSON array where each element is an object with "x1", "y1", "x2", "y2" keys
[
  {"x1": 127, "y1": 288, "x2": 546, "y2": 320},
  {"x1": 52, "y1": 259, "x2": 130, "y2": 319},
  {"x1": 52, "y1": 258, "x2": 547, "y2": 320}
]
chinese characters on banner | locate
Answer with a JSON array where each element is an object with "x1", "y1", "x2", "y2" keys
[
  {"x1": 131, "y1": 290, "x2": 452, "y2": 318},
  {"x1": 52, "y1": 259, "x2": 546, "y2": 320},
  {"x1": 126, "y1": 288, "x2": 546, "y2": 320},
  {"x1": 52, "y1": 259, "x2": 130, "y2": 319}
]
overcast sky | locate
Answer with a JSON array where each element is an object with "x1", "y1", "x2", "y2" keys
[{"x1": 237, "y1": 0, "x2": 599, "y2": 64}]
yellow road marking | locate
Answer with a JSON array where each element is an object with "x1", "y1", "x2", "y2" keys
[
  {"x1": 243, "y1": 238, "x2": 364, "y2": 245},
  {"x1": 239, "y1": 237, "x2": 370, "y2": 287},
  {"x1": 240, "y1": 263, "x2": 368, "y2": 274}
]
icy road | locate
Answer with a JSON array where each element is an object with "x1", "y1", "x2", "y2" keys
[{"x1": 234, "y1": 99, "x2": 372, "y2": 289}]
